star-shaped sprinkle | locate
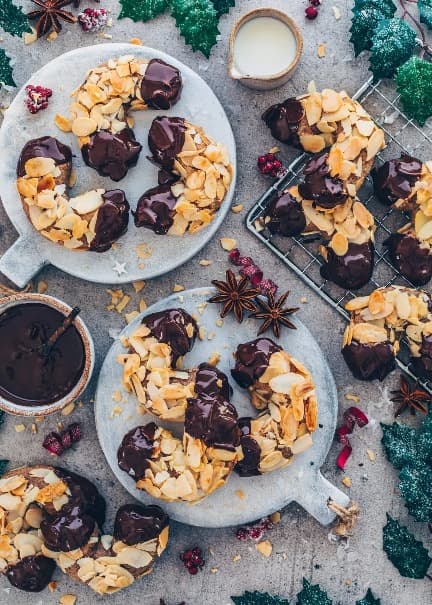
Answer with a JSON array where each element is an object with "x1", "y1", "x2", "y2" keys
[{"x1": 112, "y1": 261, "x2": 127, "y2": 276}]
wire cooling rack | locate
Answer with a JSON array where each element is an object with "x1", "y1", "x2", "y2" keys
[{"x1": 246, "y1": 76, "x2": 432, "y2": 393}]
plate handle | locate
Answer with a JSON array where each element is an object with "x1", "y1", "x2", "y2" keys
[
  {"x1": 0, "y1": 236, "x2": 47, "y2": 288},
  {"x1": 295, "y1": 470, "x2": 350, "y2": 526}
]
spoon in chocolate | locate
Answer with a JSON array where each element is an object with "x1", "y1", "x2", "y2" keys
[{"x1": 37, "y1": 306, "x2": 81, "y2": 359}]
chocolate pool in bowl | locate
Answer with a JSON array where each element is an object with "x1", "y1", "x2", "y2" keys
[{"x1": 0, "y1": 293, "x2": 94, "y2": 416}]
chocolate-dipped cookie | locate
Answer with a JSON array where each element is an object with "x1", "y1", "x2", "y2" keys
[
  {"x1": 232, "y1": 338, "x2": 318, "y2": 475},
  {"x1": 16, "y1": 137, "x2": 129, "y2": 251}
]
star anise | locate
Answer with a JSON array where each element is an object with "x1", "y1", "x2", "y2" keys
[
  {"x1": 390, "y1": 374, "x2": 431, "y2": 416},
  {"x1": 27, "y1": 0, "x2": 78, "y2": 38},
  {"x1": 209, "y1": 269, "x2": 260, "y2": 323},
  {"x1": 249, "y1": 290, "x2": 299, "y2": 338}
]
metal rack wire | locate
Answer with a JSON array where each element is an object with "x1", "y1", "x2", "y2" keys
[{"x1": 246, "y1": 76, "x2": 432, "y2": 393}]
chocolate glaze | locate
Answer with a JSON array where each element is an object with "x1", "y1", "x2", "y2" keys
[
  {"x1": 6, "y1": 555, "x2": 56, "y2": 592},
  {"x1": 133, "y1": 183, "x2": 177, "y2": 235},
  {"x1": 143, "y1": 308, "x2": 198, "y2": 365},
  {"x1": 231, "y1": 338, "x2": 282, "y2": 389},
  {"x1": 342, "y1": 340, "x2": 395, "y2": 381},
  {"x1": 117, "y1": 423, "x2": 157, "y2": 479},
  {"x1": 0, "y1": 303, "x2": 85, "y2": 406},
  {"x1": 262, "y1": 98, "x2": 305, "y2": 145},
  {"x1": 141, "y1": 58, "x2": 182, "y2": 110},
  {"x1": 158, "y1": 168, "x2": 179, "y2": 186},
  {"x1": 266, "y1": 191, "x2": 306, "y2": 236},
  {"x1": 185, "y1": 392, "x2": 241, "y2": 451},
  {"x1": 82, "y1": 128, "x2": 142, "y2": 181},
  {"x1": 148, "y1": 116, "x2": 186, "y2": 169},
  {"x1": 89, "y1": 189, "x2": 130, "y2": 252},
  {"x1": 194, "y1": 362, "x2": 232, "y2": 400},
  {"x1": 372, "y1": 155, "x2": 422, "y2": 206},
  {"x1": 235, "y1": 418, "x2": 261, "y2": 477},
  {"x1": 384, "y1": 233, "x2": 432, "y2": 286},
  {"x1": 298, "y1": 152, "x2": 346, "y2": 208},
  {"x1": 17, "y1": 136, "x2": 72, "y2": 177},
  {"x1": 320, "y1": 241, "x2": 374, "y2": 290},
  {"x1": 41, "y1": 468, "x2": 106, "y2": 552},
  {"x1": 412, "y1": 334, "x2": 432, "y2": 377},
  {"x1": 114, "y1": 503, "x2": 169, "y2": 546}
]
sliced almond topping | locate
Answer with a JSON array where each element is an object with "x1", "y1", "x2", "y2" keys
[
  {"x1": 321, "y1": 89, "x2": 343, "y2": 113},
  {"x1": 329, "y1": 232, "x2": 348, "y2": 256},
  {"x1": 299, "y1": 134, "x2": 326, "y2": 154},
  {"x1": 366, "y1": 129, "x2": 385, "y2": 161}
]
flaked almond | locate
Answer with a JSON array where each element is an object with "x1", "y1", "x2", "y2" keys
[
  {"x1": 322, "y1": 89, "x2": 343, "y2": 113},
  {"x1": 366, "y1": 129, "x2": 385, "y2": 161},
  {"x1": 55, "y1": 114, "x2": 72, "y2": 132},
  {"x1": 299, "y1": 134, "x2": 326, "y2": 153},
  {"x1": 220, "y1": 237, "x2": 236, "y2": 251},
  {"x1": 329, "y1": 232, "x2": 348, "y2": 256},
  {"x1": 25, "y1": 157, "x2": 56, "y2": 178},
  {"x1": 72, "y1": 116, "x2": 98, "y2": 137}
]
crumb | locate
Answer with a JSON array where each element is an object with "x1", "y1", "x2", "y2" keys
[
  {"x1": 366, "y1": 449, "x2": 376, "y2": 461},
  {"x1": 173, "y1": 284, "x2": 185, "y2": 292},
  {"x1": 345, "y1": 393, "x2": 360, "y2": 402},
  {"x1": 300, "y1": 297, "x2": 308, "y2": 304},
  {"x1": 220, "y1": 237, "x2": 236, "y2": 251},
  {"x1": 15, "y1": 424, "x2": 25, "y2": 433},
  {"x1": 48, "y1": 581, "x2": 57, "y2": 592},
  {"x1": 208, "y1": 352, "x2": 220, "y2": 366},
  {"x1": 342, "y1": 476, "x2": 352, "y2": 488},
  {"x1": 199, "y1": 259, "x2": 212, "y2": 266},
  {"x1": 215, "y1": 319, "x2": 224, "y2": 327},
  {"x1": 198, "y1": 326, "x2": 206, "y2": 341},
  {"x1": 139, "y1": 299, "x2": 147, "y2": 312},
  {"x1": 207, "y1": 331, "x2": 215, "y2": 340},
  {"x1": 232, "y1": 554, "x2": 241, "y2": 562},
  {"x1": 235, "y1": 489, "x2": 246, "y2": 500},
  {"x1": 111, "y1": 405, "x2": 122, "y2": 417},
  {"x1": 270, "y1": 511, "x2": 281, "y2": 524},
  {"x1": 231, "y1": 204, "x2": 244, "y2": 214},
  {"x1": 130, "y1": 37, "x2": 143, "y2": 45},
  {"x1": 318, "y1": 43, "x2": 326, "y2": 58},
  {"x1": 136, "y1": 243, "x2": 153, "y2": 259},
  {"x1": 47, "y1": 31, "x2": 57, "y2": 42},
  {"x1": 269, "y1": 146, "x2": 280, "y2": 154},
  {"x1": 31, "y1": 423, "x2": 37, "y2": 434},
  {"x1": 132, "y1": 280, "x2": 145, "y2": 293},
  {"x1": 210, "y1": 567, "x2": 218, "y2": 574},
  {"x1": 255, "y1": 540, "x2": 272, "y2": 557},
  {"x1": 345, "y1": 579, "x2": 351, "y2": 586},
  {"x1": 61, "y1": 402, "x2": 75, "y2": 417}
]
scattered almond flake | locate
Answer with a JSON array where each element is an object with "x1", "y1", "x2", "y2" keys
[
  {"x1": 318, "y1": 43, "x2": 326, "y2": 58},
  {"x1": 232, "y1": 554, "x2": 241, "y2": 562},
  {"x1": 132, "y1": 280, "x2": 145, "y2": 293},
  {"x1": 107, "y1": 17, "x2": 113, "y2": 27},
  {"x1": 196, "y1": 302, "x2": 207, "y2": 315},
  {"x1": 31, "y1": 423, "x2": 37, "y2": 434},
  {"x1": 255, "y1": 540, "x2": 273, "y2": 557},
  {"x1": 254, "y1": 219, "x2": 264, "y2": 232},
  {"x1": 125, "y1": 310, "x2": 139, "y2": 324},
  {"x1": 136, "y1": 243, "x2": 153, "y2": 259},
  {"x1": 215, "y1": 319, "x2": 224, "y2": 328},
  {"x1": 208, "y1": 352, "x2": 220, "y2": 366},
  {"x1": 198, "y1": 326, "x2": 206, "y2": 341},
  {"x1": 220, "y1": 237, "x2": 236, "y2": 251},
  {"x1": 15, "y1": 424, "x2": 25, "y2": 433},
  {"x1": 235, "y1": 489, "x2": 246, "y2": 500},
  {"x1": 210, "y1": 567, "x2": 218, "y2": 574},
  {"x1": 99, "y1": 32, "x2": 112, "y2": 39},
  {"x1": 47, "y1": 31, "x2": 58, "y2": 42},
  {"x1": 231, "y1": 204, "x2": 244, "y2": 214},
  {"x1": 61, "y1": 402, "x2": 75, "y2": 417},
  {"x1": 269, "y1": 146, "x2": 280, "y2": 154},
  {"x1": 307, "y1": 80, "x2": 317, "y2": 94},
  {"x1": 139, "y1": 299, "x2": 147, "y2": 312},
  {"x1": 209, "y1": 546, "x2": 215, "y2": 556},
  {"x1": 130, "y1": 37, "x2": 143, "y2": 45},
  {"x1": 366, "y1": 449, "x2": 376, "y2": 461},
  {"x1": 138, "y1": 262, "x2": 145, "y2": 269},
  {"x1": 342, "y1": 476, "x2": 352, "y2": 488},
  {"x1": 111, "y1": 243, "x2": 120, "y2": 251},
  {"x1": 48, "y1": 581, "x2": 57, "y2": 592},
  {"x1": 300, "y1": 297, "x2": 308, "y2": 304},
  {"x1": 24, "y1": 27, "x2": 38, "y2": 44},
  {"x1": 37, "y1": 280, "x2": 48, "y2": 294},
  {"x1": 332, "y1": 6, "x2": 341, "y2": 20},
  {"x1": 199, "y1": 259, "x2": 212, "y2": 266},
  {"x1": 116, "y1": 295, "x2": 130, "y2": 313},
  {"x1": 59, "y1": 595, "x2": 77, "y2": 605},
  {"x1": 208, "y1": 331, "x2": 215, "y2": 341},
  {"x1": 112, "y1": 390, "x2": 122, "y2": 403},
  {"x1": 173, "y1": 283, "x2": 185, "y2": 292},
  {"x1": 345, "y1": 579, "x2": 351, "y2": 586},
  {"x1": 111, "y1": 405, "x2": 122, "y2": 417},
  {"x1": 345, "y1": 393, "x2": 360, "y2": 402},
  {"x1": 270, "y1": 511, "x2": 281, "y2": 524},
  {"x1": 384, "y1": 109, "x2": 400, "y2": 124}
]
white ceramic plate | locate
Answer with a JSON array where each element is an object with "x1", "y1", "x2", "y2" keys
[
  {"x1": 95, "y1": 287, "x2": 349, "y2": 528},
  {"x1": 0, "y1": 44, "x2": 236, "y2": 287}
]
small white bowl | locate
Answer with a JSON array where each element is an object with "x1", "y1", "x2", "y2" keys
[
  {"x1": 0, "y1": 293, "x2": 94, "y2": 417},
  {"x1": 228, "y1": 8, "x2": 303, "y2": 91}
]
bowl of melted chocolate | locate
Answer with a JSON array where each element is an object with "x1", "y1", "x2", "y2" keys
[{"x1": 0, "y1": 294, "x2": 94, "y2": 416}]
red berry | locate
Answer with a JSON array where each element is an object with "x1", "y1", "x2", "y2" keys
[
  {"x1": 248, "y1": 527, "x2": 263, "y2": 541},
  {"x1": 25, "y1": 85, "x2": 53, "y2": 114},
  {"x1": 259, "y1": 517, "x2": 273, "y2": 530},
  {"x1": 188, "y1": 566, "x2": 198, "y2": 575},
  {"x1": 43, "y1": 432, "x2": 64, "y2": 456},
  {"x1": 305, "y1": 6, "x2": 318, "y2": 19},
  {"x1": 310, "y1": 0, "x2": 321, "y2": 5},
  {"x1": 61, "y1": 430, "x2": 72, "y2": 449},
  {"x1": 236, "y1": 527, "x2": 249, "y2": 540},
  {"x1": 257, "y1": 152, "x2": 284, "y2": 178},
  {"x1": 259, "y1": 279, "x2": 278, "y2": 297},
  {"x1": 229, "y1": 248, "x2": 241, "y2": 265},
  {"x1": 78, "y1": 8, "x2": 108, "y2": 32},
  {"x1": 68, "y1": 422, "x2": 82, "y2": 443},
  {"x1": 239, "y1": 256, "x2": 254, "y2": 267}
]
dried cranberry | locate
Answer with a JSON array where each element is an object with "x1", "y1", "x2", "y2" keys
[
  {"x1": 43, "y1": 422, "x2": 82, "y2": 456},
  {"x1": 25, "y1": 85, "x2": 53, "y2": 114},
  {"x1": 180, "y1": 547, "x2": 204, "y2": 574},
  {"x1": 69, "y1": 422, "x2": 82, "y2": 443},
  {"x1": 229, "y1": 248, "x2": 241, "y2": 265},
  {"x1": 236, "y1": 527, "x2": 249, "y2": 540},
  {"x1": 305, "y1": 6, "x2": 319, "y2": 19},
  {"x1": 257, "y1": 152, "x2": 284, "y2": 178},
  {"x1": 259, "y1": 279, "x2": 278, "y2": 297},
  {"x1": 344, "y1": 406, "x2": 369, "y2": 428},
  {"x1": 78, "y1": 8, "x2": 108, "y2": 32},
  {"x1": 337, "y1": 444, "x2": 353, "y2": 470},
  {"x1": 43, "y1": 432, "x2": 64, "y2": 456},
  {"x1": 61, "y1": 430, "x2": 72, "y2": 449}
]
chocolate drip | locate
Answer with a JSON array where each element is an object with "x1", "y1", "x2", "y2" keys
[
  {"x1": 320, "y1": 241, "x2": 374, "y2": 290},
  {"x1": 82, "y1": 128, "x2": 142, "y2": 181},
  {"x1": 17, "y1": 136, "x2": 71, "y2": 177},
  {"x1": 194, "y1": 362, "x2": 232, "y2": 400},
  {"x1": 134, "y1": 183, "x2": 177, "y2": 235},
  {"x1": 231, "y1": 338, "x2": 282, "y2": 388},
  {"x1": 266, "y1": 191, "x2": 306, "y2": 236},
  {"x1": 117, "y1": 424, "x2": 157, "y2": 479},
  {"x1": 298, "y1": 152, "x2": 346, "y2": 208},
  {"x1": 114, "y1": 504, "x2": 169, "y2": 546},
  {"x1": 148, "y1": 116, "x2": 186, "y2": 168},
  {"x1": 262, "y1": 98, "x2": 305, "y2": 145},
  {"x1": 342, "y1": 340, "x2": 395, "y2": 381},
  {"x1": 40, "y1": 468, "x2": 106, "y2": 552},
  {"x1": 384, "y1": 233, "x2": 432, "y2": 286},
  {"x1": 185, "y1": 392, "x2": 240, "y2": 451},
  {"x1": 0, "y1": 303, "x2": 85, "y2": 406},
  {"x1": 235, "y1": 418, "x2": 261, "y2": 477},
  {"x1": 90, "y1": 189, "x2": 130, "y2": 252},
  {"x1": 141, "y1": 58, "x2": 182, "y2": 110},
  {"x1": 372, "y1": 155, "x2": 422, "y2": 206},
  {"x1": 412, "y1": 334, "x2": 432, "y2": 377},
  {"x1": 6, "y1": 555, "x2": 56, "y2": 592},
  {"x1": 143, "y1": 308, "x2": 198, "y2": 364}
]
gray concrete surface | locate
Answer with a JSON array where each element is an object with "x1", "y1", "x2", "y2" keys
[{"x1": 0, "y1": 1, "x2": 431, "y2": 604}]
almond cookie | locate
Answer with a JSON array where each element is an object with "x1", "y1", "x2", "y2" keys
[
  {"x1": 373, "y1": 155, "x2": 432, "y2": 286},
  {"x1": 231, "y1": 338, "x2": 318, "y2": 475},
  {"x1": 342, "y1": 285, "x2": 432, "y2": 380},
  {"x1": 117, "y1": 391, "x2": 243, "y2": 504},
  {"x1": 0, "y1": 465, "x2": 169, "y2": 595},
  {"x1": 133, "y1": 116, "x2": 233, "y2": 236},
  {"x1": 16, "y1": 136, "x2": 129, "y2": 251},
  {"x1": 61, "y1": 55, "x2": 182, "y2": 181}
]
